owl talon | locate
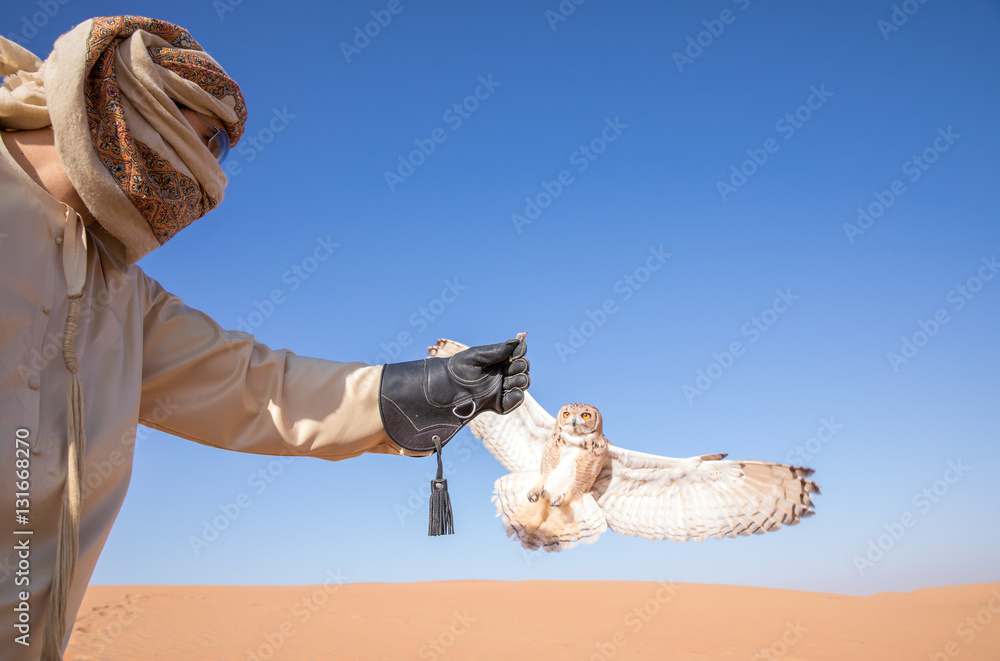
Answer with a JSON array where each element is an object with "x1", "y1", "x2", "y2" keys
[{"x1": 527, "y1": 487, "x2": 546, "y2": 503}]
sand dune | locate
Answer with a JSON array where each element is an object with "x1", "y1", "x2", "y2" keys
[{"x1": 65, "y1": 581, "x2": 1000, "y2": 660}]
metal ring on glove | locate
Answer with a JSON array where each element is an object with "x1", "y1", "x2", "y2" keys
[{"x1": 452, "y1": 401, "x2": 477, "y2": 419}]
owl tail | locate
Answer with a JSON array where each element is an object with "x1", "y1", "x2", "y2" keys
[{"x1": 492, "y1": 473, "x2": 607, "y2": 552}]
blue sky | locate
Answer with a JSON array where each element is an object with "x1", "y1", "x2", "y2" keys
[{"x1": 5, "y1": 0, "x2": 998, "y2": 597}]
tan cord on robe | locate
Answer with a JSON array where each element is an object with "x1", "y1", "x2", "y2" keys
[{"x1": 41, "y1": 205, "x2": 88, "y2": 661}]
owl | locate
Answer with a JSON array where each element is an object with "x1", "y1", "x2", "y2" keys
[{"x1": 429, "y1": 339, "x2": 821, "y2": 552}]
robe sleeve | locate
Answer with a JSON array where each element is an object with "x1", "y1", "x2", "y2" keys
[{"x1": 135, "y1": 270, "x2": 421, "y2": 460}]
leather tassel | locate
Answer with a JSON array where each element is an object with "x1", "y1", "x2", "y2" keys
[{"x1": 428, "y1": 435, "x2": 454, "y2": 536}]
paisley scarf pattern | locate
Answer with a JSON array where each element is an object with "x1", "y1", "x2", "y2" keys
[{"x1": 82, "y1": 16, "x2": 246, "y2": 244}]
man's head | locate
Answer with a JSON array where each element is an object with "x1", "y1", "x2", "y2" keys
[{"x1": 0, "y1": 16, "x2": 247, "y2": 264}]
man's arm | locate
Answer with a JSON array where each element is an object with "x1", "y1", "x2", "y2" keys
[{"x1": 136, "y1": 271, "x2": 412, "y2": 460}]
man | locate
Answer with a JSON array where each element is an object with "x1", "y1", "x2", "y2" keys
[{"x1": 0, "y1": 16, "x2": 529, "y2": 661}]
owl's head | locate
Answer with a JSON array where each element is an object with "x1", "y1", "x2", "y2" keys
[{"x1": 556, "y1": 403, "x2": 603, "y2": 435}]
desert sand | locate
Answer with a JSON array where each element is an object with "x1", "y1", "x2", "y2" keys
[{"x1": 64, "y1": 581, "x2": 1000, "y2": 660}]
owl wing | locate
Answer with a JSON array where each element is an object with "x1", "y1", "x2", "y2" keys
[
  {"x1": 428, "y1": 338, "x2": 552, "y2": 473},
  {"x1": 595, "y1": 445, "x2": 819, "y2": 542}
]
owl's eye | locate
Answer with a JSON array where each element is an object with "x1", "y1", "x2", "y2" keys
[
  {"x1": 582, "y1": 412, "x2": 592, "y2": 420},
  {"x1": 562, "y1": 411, "x2": 570, "y2": 419}
]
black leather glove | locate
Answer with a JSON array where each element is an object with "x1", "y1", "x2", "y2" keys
[{"x1": 379, "y1": 336, "x2": 529, "y2": 453}]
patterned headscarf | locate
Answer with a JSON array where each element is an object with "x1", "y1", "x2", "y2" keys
[{"x1": 1, "y1": 16, "x2": 248, "y2": 263}]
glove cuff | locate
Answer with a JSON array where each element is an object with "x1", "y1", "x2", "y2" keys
[{"x1": 378, "y1": 358, "x2": 479, "y2": 453}]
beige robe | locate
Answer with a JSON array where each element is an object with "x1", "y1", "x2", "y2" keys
[{"x1": 0, "y1": 136, "x2": 415, "y2": 660}]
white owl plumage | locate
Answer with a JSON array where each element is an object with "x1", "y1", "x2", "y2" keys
[{"x1": 430, "y1": 338, "x2": 821, "y2": 552}]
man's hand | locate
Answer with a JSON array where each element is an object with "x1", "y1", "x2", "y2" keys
[
  {"x1": 379, "y1": 335, "x2": 530, "y2": 453},
  {"x1": 440, "y1": 335, "x2": 529, "y2": 415}
]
